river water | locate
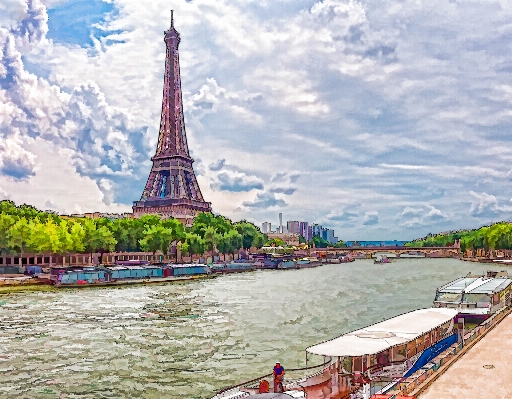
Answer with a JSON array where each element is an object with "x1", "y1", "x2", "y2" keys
[{"x1": 0, "y1": 259, "x2": 494, "y2": 399}]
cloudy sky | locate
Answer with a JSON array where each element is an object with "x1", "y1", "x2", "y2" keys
[{"x1": 2, "y1": 0, "x2": 512, "y2": 240}]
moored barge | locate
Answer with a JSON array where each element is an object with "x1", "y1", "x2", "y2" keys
[{"x1": 50, "y1": 263, "x2": 213, "y2": 288}]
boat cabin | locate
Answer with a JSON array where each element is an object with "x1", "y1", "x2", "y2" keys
[
  {"x1": 433, "y1": 271, "x2": 512, "y2": 322},
  {"x1": 107, "y1": 265, "x2": 163, "y2": 279},
  {"x1": 51, "y1": 267, "x2": 110, "y2": 284},
  {"x1": 171, "y1": 264, "x2": 211, "y2": 276}
]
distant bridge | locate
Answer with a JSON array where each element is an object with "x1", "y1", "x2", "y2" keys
[{"x1": 307, "y1": 246, "x2": 461, "y2": 258}]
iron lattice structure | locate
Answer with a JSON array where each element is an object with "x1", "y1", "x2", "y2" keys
[{"x1": 133, "y1": 12, "x2": 211, "y2": 222}]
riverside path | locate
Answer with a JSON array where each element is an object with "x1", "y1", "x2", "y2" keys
[{"x1": 420, "y1": 311, "x2": 512, "y2": 399}]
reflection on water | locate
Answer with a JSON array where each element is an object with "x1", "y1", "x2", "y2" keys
[{"x1": 0, "y1": 259, "x2": 494, "y2": 398}]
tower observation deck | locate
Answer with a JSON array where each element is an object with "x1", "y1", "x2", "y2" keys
[{"x1": 133, "y1": 12, "x2": 211, "y2": 225}]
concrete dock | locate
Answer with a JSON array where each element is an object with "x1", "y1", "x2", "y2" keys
[{"x1": 420, "y1": 311, "x2": 512, "y2": 399}]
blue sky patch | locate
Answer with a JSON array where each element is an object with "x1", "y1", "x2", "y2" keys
[{"x1": 47, "y1": 0, "x2": 117, "y2": 47}]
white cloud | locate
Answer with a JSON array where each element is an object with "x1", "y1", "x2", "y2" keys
[
  {"x1": 363, "y1": 211, "x2": 379, "y2": 226},
  {"x1": 0, "y1": 135, "x2": 37, "y2": 180},
  {"x1": 468, "y1": 191, "x2": 512, "y2": 218},
  {"x1": 396, "y1": 205, "x2": 448, "y2": 229}
]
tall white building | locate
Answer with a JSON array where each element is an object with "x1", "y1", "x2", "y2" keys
[{"x1": 261, "y1": 222, "x2": 272, "y2": 234}]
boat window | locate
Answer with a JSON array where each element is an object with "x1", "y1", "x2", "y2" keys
[
  {"x1": 462, "y1": 293, "x2": 491, "y2": 304},
  {"x1": 435, "y1": 292, "x2": 462, "y2": 302},
  {"x1": 353, "y1": 357, "x2": 362, "y2": 372},
  {"x1": 392, "y1": 344, "x2": 406, "y2": 362},
  {"x1": 377, "y1": 350, "x2": 390, "y2": 366},
  {"x1": 342, "y1": 357, "x2": 352, "y2": 373}
]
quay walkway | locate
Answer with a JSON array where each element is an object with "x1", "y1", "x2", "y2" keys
[{"x1": 419, "y1": 309, "x2": 512, "y2": 399}]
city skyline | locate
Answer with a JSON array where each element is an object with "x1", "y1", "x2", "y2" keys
[{"x1": 2, "y1": 1, "x2": 512, "y2": 240}]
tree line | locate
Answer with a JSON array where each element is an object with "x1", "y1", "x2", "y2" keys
[
  {"x1": 0, "y1": 200, "x2": 267, "y2": 259},
  {"x1": 406, "y1": 222, "x2": 512, "y2": 253}
]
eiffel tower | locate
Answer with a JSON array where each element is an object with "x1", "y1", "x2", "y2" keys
[{"x1": 133, "y1": 11, "x2": 211, "y2": 225}]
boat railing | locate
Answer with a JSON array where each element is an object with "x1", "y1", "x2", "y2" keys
[{"x1": 215, "y1": 358, "x2": 332, "y2": 395}]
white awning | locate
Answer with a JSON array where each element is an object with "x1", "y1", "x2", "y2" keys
[{"x1": 306, "y1": 308, "x2": 457, "y2": 357}]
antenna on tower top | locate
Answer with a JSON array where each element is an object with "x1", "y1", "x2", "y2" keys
[{"x1": 171, "y1": 10, "x2": 174, "y2": 27}]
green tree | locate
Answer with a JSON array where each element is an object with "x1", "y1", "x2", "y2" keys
[
  {"x1": 266, "y1": 237, "x2": 286, "y2": 247},
  {"x1": 82, "y1": 220, "x2": 117, "y2": 263},
  {"x1": 234, "y1": 221, "x2": 266, "y2": 250},
  {"x1": 0, "y1": 213, "x2": 16, "y2": 251},
  {"x1": 217, "y1": 232, "x2": 230, "y2": 261},
  {"x1": 308, "y1": 235, "x2": 330, "y2": 248},
  {"x1": 68, "y1": 221, "x2": 86, "y2": 253},
  {"x1": 0, "y1": 200, "x2": 17, "y2": 215},
  {"x1": 161, "y1": 217, "x2": 186, "y2": 243},
  {"x1": 111, "y1": 218, "x2": 141, "y2": 252},
  {"x1": 204, "y1": 225, "x2": 221, "y2": 253},
  {"x1": 182, "y1": 233, "x2": 206, "y2": 261},
  {"x1": 8, "y1": 217, "x2": 32, "y2": 256},
  {"x1": 27, "y1": 218, "x2": 58, "y2": 254},
  {"x1": 16, "y1": 203, "x2": 43, "y2": 220},
  {"x1": 334, "y1": 240, "x2": 347, "y2": 248},
  {"x1": 226, "y1": 229, "x2": 243, "y2": 257},
  {"x1": 56, "y1": 220, "x2": 74, "y2": 255},
  {"x1": 139, "y1": 225, "x2": 174, "y2": 255}
]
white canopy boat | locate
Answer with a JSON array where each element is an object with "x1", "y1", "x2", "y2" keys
[{"x1": 211, "y1": 308, "x2": 458, "y2": 399}]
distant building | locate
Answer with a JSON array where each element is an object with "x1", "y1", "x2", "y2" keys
[
  {"x1": 300, "y1": 221, "x2": 310, "y2": 241},
  {"x1": 261, "y1": 222, "x2": 272, "y2": 234},
  {"x1": 311, "y1": 224, "x2": 323, "y2": 238},
  {"x1": 322, "y1": 228, "x2": 336, "y2": 244},
  {"x1": 266, "y1": 232, "x2": 300, "y2": 246},
  {"x1": 307, "y1": 225, "x2": 313, "y2": 242},
  {"x1": 287, "y1": 221, "x2": 300, "y2": 235}
]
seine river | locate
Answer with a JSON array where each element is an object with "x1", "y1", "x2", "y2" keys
[{"x1": 0, "y1": 259, "x2": 494, "y2": 399}]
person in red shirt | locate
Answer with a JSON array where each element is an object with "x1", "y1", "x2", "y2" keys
[{"x1": 273, "y1": 362, "x2": 285, "y2": 393}]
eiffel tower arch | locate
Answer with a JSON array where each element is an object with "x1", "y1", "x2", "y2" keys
[{"x1": 133, "y1": 12, "x2": 211, "y2": 225}]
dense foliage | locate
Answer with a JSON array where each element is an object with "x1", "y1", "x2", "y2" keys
[
  {"x1": 308, "y1": 235, "x2": 332, "y2": 248},
  {"x1": 0, "y1": 200, "x2": 266, "y2": 258},
  {"x1": 406, "y1": 222, "x2": 512, "y2": 253}
]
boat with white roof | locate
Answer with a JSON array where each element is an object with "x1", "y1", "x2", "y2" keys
[
  {"x1": 211, "y1": 307, "x2": 458, "y2": 399},
  {"x1": 433, "y1": 270, "x2": 512, "y2": 323}
]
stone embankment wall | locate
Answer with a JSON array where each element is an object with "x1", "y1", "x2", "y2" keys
[{"x1": 0, "y1": 251, "x2": 241, "y2": 269}]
